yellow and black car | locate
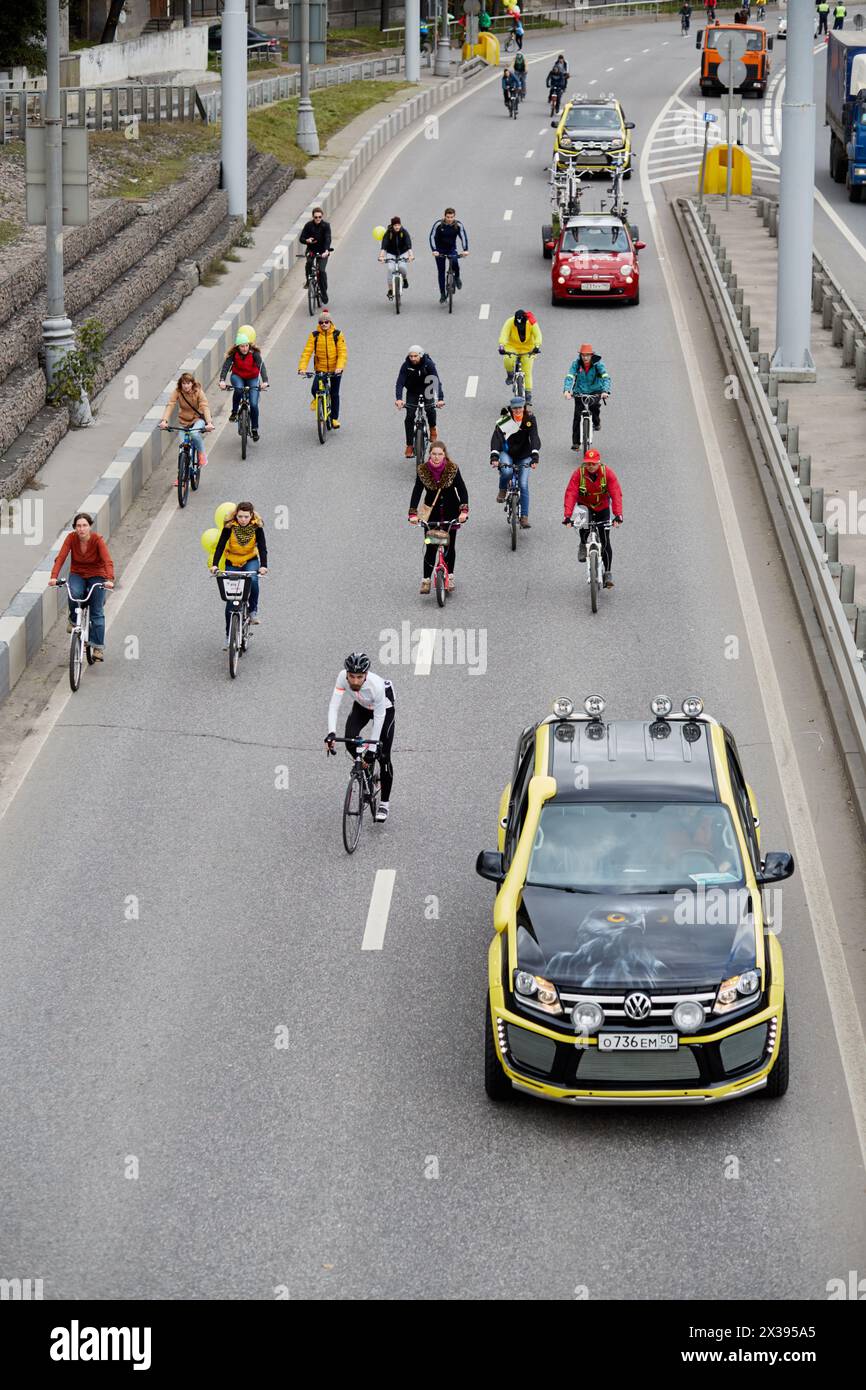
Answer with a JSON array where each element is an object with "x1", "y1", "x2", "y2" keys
[
  {"x1": 477, "y1": 697, "x2": 792, "y2": 1105},
  {"x1": 553, "y1": 96, "x2": 634, "y2": 176}
]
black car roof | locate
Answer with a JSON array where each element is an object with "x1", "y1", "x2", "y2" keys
[{"x1": 548, "y1": 719, "x2": 719, "y2": 803}]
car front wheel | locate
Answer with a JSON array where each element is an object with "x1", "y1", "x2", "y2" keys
[{"x1": 485, "y1": 1002, "x2": 514, "y2": 1101}]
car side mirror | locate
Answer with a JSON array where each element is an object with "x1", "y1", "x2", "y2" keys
[
  {"x1": 476, "y1": 850, "x2": 506, "y2": 884},
  {"x1": 768, "y1": 36, "x2": 774, "y2": 50},
  {"x1": 756, "y1": 851, "x2": 794, "y2": 885},
  {"x1": 625, "y1": 121, "x2": 635, "y2": 130},
  {"x1": 634, "y1": 240, "x2": 646, "y2": 251}
]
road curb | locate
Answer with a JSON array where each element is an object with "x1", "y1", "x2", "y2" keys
[
  {"x1": 673, "y1": 195, "x2": 866, "y2": 838},
  {"x1": 0, "y1": 58, "x2": 486, "y2": 706}
]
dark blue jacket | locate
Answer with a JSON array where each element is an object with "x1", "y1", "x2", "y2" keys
[
  {"x1": 429, "y1": 219, "x2": 469, "y2": 254},
  {"x1": 395, "y1": 353, "x2": 444, "y2": 402}
]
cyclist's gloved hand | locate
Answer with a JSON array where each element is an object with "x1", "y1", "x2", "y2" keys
[
  {"x1": 498, "y1": 346, "x2": 506, "y2": 355},
  {"x1": 325, "y1": 733, "x2": 337, "y2": 754},
  {"x1": 613, "y1": 515, "x2": 623, "y2": 526},
  {"x1": 532, "y1": 347, "x2": 541, "y2": 355},
  {"x1": 563, "y1": 518, "x2": 573, "y2": 527}
]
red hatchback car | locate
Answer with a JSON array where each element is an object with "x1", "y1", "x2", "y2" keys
[{"x1": 551, "y1": 213, "x2": 645, "y2": 306}]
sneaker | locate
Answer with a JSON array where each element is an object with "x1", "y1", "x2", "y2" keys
[
  {"x1": 91, "y1": 648, "x2": 104, "y2": 661},
  {"x1": 420, "y1": 579, "x2": 431, "y2": 594},
  {"x1": 332, "y1": 419, "x2": 340, "y2": 429},
  {"x1": 229, "y1": 412, "x2": 238, "y2": 423},
  {"x1": 402, "y1": 275, "x2": 409, "y2": 288},
  {"x1": 446, "y1": 575, "x2": 455, "y2": 591},
  {"x1": 375, "y1": 802, "x2": 390, "y2": 824},
  {"x1": 387, "y1": 289, "x2": 394, "y2": 300},
  {"x1": 525, "y1": 392, "x2": 532, "y2": 404},
  {"x1": 321, "y1": 296, "x2": 329, "y2": 306},
  {"x1": 571, "y1": 443, "x2": 581, "y2": 451},
  {"x1": 496, "y1": 489, "x2": 506, "y2": 503},
  {"x1": 199, "y1": 451, "x2": 208, "y2": 467},
  {"x1": 430, "y1": 426, "x2": 438, "y2": 442},
  {"x1": 455, "y1": 278, "x2": 463, "y2": 290},
  {"x1": 250, "y1": 615, "x2": 260, "y2": 624},
  {"x1": 309, "y1": 400, "x2": 317, "y2": 412},
  {"x1": 405, "y1": 445, "x2": 414, "y2": 458},
  {"x1": 252, "y1": 431, "x2": 259, "y2": 442},
  {"x1": 505, "y1": 373, "x2": 514, "y2": 386},
  {"x1": 439, "y1": 293, "x2": 447, "y2": 304},
  {"x1": 594, "y1": 419, "x2": 601, "y2": 433},
  {"x1": 520, "y1": 517, "x2": 531, "y2": 529},
  {"x1": 578, "y1": 542, "x2": 587, "y2": 562},
  {"x1": 604, "y1": 574, "x2": 614, "y2": 589},
  {"x1": 66, "y1": 620, "x2": 74, "y2": 633}
]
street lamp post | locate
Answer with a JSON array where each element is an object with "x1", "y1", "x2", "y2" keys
[
  {"x1": 405, "y1": 0, "x2": 421, "y2": 82},
  {"x1": 221, "y1": 0, "x2": 248, "y2": 219},
  {"x1": 434, "y1": 0, "x2": 452, "y2": 77},
  {"x1": 772, "y1": 0, "x2": 817, "y2": 380},
  {"x1": 42, "y1": 0, "x2": 80, "y2": 411},
  {"x1": 296, "y1": 0, "x2": 320, "y2": 155}
]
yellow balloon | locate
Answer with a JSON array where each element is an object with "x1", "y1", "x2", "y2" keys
[
  {"x1": 213, "y1": 501, "x2": 236, "y2": 531},
  {"x1": 373, "y1": 225, "x2": 386, "y2": 242},
  {"x1": 238, "y1": 323, "x2": 256, "y2": 345},
  {"x1": 201, "y1": 527, "x2": 220, "y2": 554}
]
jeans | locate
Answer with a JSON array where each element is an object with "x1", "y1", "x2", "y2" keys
[
  {"x1": 305, "y1": 251, "x2": 329, "y2": 299},
  {"x1": 68, "y1": 571, "x2": 108, "y2": 647},
  {"x1": 498, "y1": 453, "x2": 532, "y2": 517},
  {"x1": 404, "y1": 396, "x2": 437, "y2": 445},
  {"x1": 224, "y1": 558, "x2": 260, "y2": 633},
  {"x1": 310, "y1": 371, "x2": 342, "y2": 421},
  {"x1": 230, "y1": 375, "x2": 260, "y2": 430},
  {"x1": 515, "y1": 73, "x2": 526, "y2": 96},
  {"x1": 184, "y1": 420, "x2": 206, "y2": 460},
  {"x1": 383, "y1": 254, "x2": 410, "y2": 289},
  {"x1": 435, "y1": 253, "x2": 461, "y2": 294}
]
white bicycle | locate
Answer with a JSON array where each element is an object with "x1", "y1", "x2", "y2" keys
[
  {"x1": 566, "y1": 505, "x2": 610, "y2": 614},
  {"x1": 56, "y1": 578, "x2": 108, "y2": 691}
]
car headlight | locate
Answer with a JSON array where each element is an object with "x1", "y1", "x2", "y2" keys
[
  {"x1": 714, "y1": 971, "x2": 762, "y2": 1014},
  {"x1": 610, "y1": 138, "x2": 624, "y2": 149},
  {"x1": 651, "y1": 696, "x2": 673, "y2": 717},
  {"x1": 672, "y1": 999, "x2": 705, "y2": 1033},
  {"x1": 559, "y1": 135, "x2": 573, "y2": 148},
  {"x1": 514, "y1": 971, "x2": 563, "y2": 1016},
  {"x1": 572, "y1": 1001, "x2": 604, "y2": 1033},
  {"x1": 584, "y1": 694, "x2": 605, "y2": 718},
  {"x1": 558, "y1": 263, "x2": 571, "y2": 276},
  {"x1": 682, "y1": 696, "x2": 704, "y2": 717}
]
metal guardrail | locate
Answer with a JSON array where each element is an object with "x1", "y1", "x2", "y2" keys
[
  {"x1": 0, "y1": 85, "x2": 200, "y2": 143},
  {"x1": 678, "y1": 195, "x2": 866, "y2": 828},
  {"x1": 197, "y1": 53, "x2": 415, "y2": 123}
]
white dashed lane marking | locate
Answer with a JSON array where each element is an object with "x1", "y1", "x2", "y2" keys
[
  {"x1": 503, "y1": 209, "x2": 513, "y2": 220},
  {"x1": 514, "y1": 176, "x2": 523, "y2": 186},
  {"x1": 466, "y1": 375, "x2": 479, "y2": 397},
  {"x1": 525, "y1": 148, "x2": 534, "y2": 158},
  {"x1": 413, "y1": 630, "x2": 438, "y2": 677},
  {"x1": 361, "y1": 870, "x2": 396, "y2": 951},
  {"x1": 479, "y1": 304, "x2": 490, "y2": 320},
  {"x1": 491, "y1": 250, "x2": 502, "y2": 263}
]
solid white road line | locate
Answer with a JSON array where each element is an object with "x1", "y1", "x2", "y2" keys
[
  {"x1": 641, "y1": 68, "x2": 866, "y2": 1174},
  {"x1": 413, "y1": 629, "x2": 438, "y2": 677},
  {"x1": 361, "y1": 870, "x2": 396, "y2": 951},
  {"x1": 503, "y1": 209, "x2": 513, "y2": 220},
  {"x1": 479, "y1": 304, "x2": 490, "y2": 320},
  {"x1": 465, "y1": 375, "x2": 479, "y2": 397},
  {"x1": 491, "y1": 250, "x2": 502, "y2": 263}
]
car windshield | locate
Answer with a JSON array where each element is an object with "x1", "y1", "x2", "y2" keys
[
  {"x1": 562, "y1": 225, "x2": 630, "y2": 253},
  {"x1": 566, "y1": 106, "x2": 622, "y2": 132},
  {"x1": 525, "y1": 802, "x2": 745, "y2": 893}
]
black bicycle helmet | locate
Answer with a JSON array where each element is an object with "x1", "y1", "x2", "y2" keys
[{"x1": 344, "y1": 652, "x2": 371, "y2": 674}]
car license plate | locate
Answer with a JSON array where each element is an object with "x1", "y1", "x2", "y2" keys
[
  {"x1": 598, "y1": 1032, "x2": 678, "y2": 1051},
  {"x1": 582, "y1": 283, "x2": 610, "y2": 292}
]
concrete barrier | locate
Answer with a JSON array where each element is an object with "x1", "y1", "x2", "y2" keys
[{"x1": 0, "y1": 60, "x2": 488, "y2": 705}]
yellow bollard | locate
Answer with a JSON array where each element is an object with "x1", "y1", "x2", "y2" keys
[{"x1": 702, "y1": 145, "x2": 752, "y2": 196}]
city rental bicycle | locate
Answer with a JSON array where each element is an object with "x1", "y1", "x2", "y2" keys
[
  {"x1": 216, "y1": 569, "x2": 260, "y2": 679},
  {"x1": 304, "y1": 370, "x2": 333, "y2": 444},
  {"x1": 163, "y1": 424, "x2": 204, "y2": 509},
  {"x1": 56, "y1": 579, "x2": 107, "y2": 692},
  {"x1": 327, "y1": 735, "x2": 380, "y2": 854},
  {"x1": 566, "y1": 505, "x2": 609, "y2": 614},
  {"x1": 423, "y1": 519, "x2": 462, "y2": 608}
]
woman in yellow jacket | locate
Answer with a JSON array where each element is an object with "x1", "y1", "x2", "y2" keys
[
  {"x1": 210, "y1": 502, "x2": 268, "y2": 646},
  {"x1": 498, "y1": 308, "x2": 542, "y2": 403},
  {"x1": 297, "y1": 312, "x2": 348, "y2": 427}
]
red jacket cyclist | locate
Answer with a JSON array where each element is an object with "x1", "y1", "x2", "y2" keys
[{"x1": 563, "y1": 448, "x2": 623, "y2": 589}]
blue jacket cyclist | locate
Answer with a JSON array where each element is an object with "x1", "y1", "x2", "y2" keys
[
  {"x1": 429, "y1": 207, "x2": 469, "y2": 303},
  {"x1": 563, "y1": 342, "x2": 611, "y2": 445}
]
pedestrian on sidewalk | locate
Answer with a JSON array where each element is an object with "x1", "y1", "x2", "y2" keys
[
  {"x1": 159, "y1": 371, "x2": 214, "y2": 474},
  {"x1": 219, "y1": 333, "x2": 270, "y2": 443},
  {"x1": 49, "y1": 513, "x2": 115, "y2": 660}
]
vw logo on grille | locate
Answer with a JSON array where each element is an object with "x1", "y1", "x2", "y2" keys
[{"x1": 624, "y1": 992, "x2": 652, "y2": 1021}]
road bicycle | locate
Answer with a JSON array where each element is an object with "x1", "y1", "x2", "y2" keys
[
  {"x1": 502, "y1": 459, "x2": 523, "y2": 552},
  {"x1": 327, "y1": 735, "x2": 380, "y2": 854},
  {"x1": 303, "y1": 370, "x2": 334, "y2": 444},
  {"x1": 572, "y1": 393, "x2": 604, "y2": 455},
  {"x1": 162, "y1": 424, "x2": 204, "y2": 509},
  {"x1": 507, "y1": 87, "x2": 520, "y2": 119},
  {"x1": 409, "y1": 396, "x2": 434, "y2": 468},
  {"x1": 384, "y1": 254, "x2": 409, "y2": 314},
  {"x1": 549, "y1": 86, "x2": 564, "y2": 121},
  {"x1": 566, "y1": 506, "x2": 609, "y2": 614},
  {"x1": 298, "y1": 250, "x2": 329, "y2": 316},
  {"x1": 56, "y1": 578, "x2": 107, "y2": 692},
  {"x1": 216, "y1": 569, "x2": 261, "y2": 679},
  {"x1": 508, "y1": 350, "x2": 535, "y2": 400},
  {"x1": 435, "y1": 251, "x2": 465, "y2": 313},
  {"x1": 423, "y1": 519, "x2": 463, "y2": 608}
]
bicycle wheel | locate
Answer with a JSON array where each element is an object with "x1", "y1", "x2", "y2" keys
[
  {"x1": 190, "y1": 455, "x2": 201, "y2": 492},
  {"x1": 414, "y1": 423, "x2": 426, "y2": 469},
  {"x1": 228, "y1": 612, "x2": 240, "y2": 678},
  {"x1": 240, "y1": 609, "x2": 249, "y2": 654},
  {"x1": 68, "y1": 631, "x2": 83, "y2": 692},
  {"x1": 589, "y1": 550, "x2": 599, "y2": 614},
  {"x1": 394, "y1": 275, "x2": 401, "y2": 315},
  {"x1": 177, "y1": 448, "x2": 190, "y2": 509},
  {"x1": 435, "y1": 564, "x2": 446, "y2": 608},
  {"x1": 447, "y1": 270, "x2": 454, "y2": 315},
  {"x1": 581, "y1": 414, "x2": 592, "y2": 454},
  {"x1": 509, "y1": 496, "x2": 518, "y2": 551},
  {"x1": 366, "y1": 769, "x2": 380, "y2": 824},
  {"x1": 240, "y1": 409, "x2": 248, "y2": 461},
  {"x1": 307, "y1": 273, "x2": 317, "y2": 317},
  {"x1": 85, "y1": 640, "x2": 96, "y2": 666},
  {"x1": 317, "y1": 392, "x2": 326, "y2": 444},
  {"x1": 342, "y1": 769, "x2": 364, "y2": 854},
  {"x1": 513, "y1": 369, "x2": 525, "y2": 399}
]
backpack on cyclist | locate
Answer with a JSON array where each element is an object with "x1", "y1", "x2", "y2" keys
[{"x1": 514, "y1": 53, "x2": 526, "y2": 72}]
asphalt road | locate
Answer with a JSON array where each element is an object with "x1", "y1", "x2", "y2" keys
[{"x1": 1, "y1": 20, "x2": 865, "y2": 1300}]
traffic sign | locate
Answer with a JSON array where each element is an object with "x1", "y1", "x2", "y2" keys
[
  {"x1": 25, "y1": 126, "x2": 89, "y2": 227},
  {"x1": 716, "y1": 30, "x2": 750, "y2": 90}
]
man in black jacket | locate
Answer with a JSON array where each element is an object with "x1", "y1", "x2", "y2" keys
[
  {"x1": 299, "y1": 206, "x2": 332, "y2": 305},
  {"x1": 490, "y1": 396, "x2": 540, "y2": 529},
  {"x1": 395, "y1": 346, "x2": 444, "y2": 458},
  {"x1": 378, "y1": 215, "x2": 414, "y2": 300}
]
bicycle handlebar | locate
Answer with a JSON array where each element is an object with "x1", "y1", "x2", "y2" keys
[
  {"x1": 54, "y1": 579, "x2": 109, "y2": 599},
  {"x1": 161, "y1": 424, "x2": 208, "y2": 433}
]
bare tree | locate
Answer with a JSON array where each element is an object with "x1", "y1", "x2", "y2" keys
[{"x1": 100, "y1": 0, "x2": 127, "y2": 44}]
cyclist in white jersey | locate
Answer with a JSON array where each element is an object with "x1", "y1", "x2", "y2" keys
[{"x1": 325, "y1": 651, "x2": 395, "y2": 823}]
